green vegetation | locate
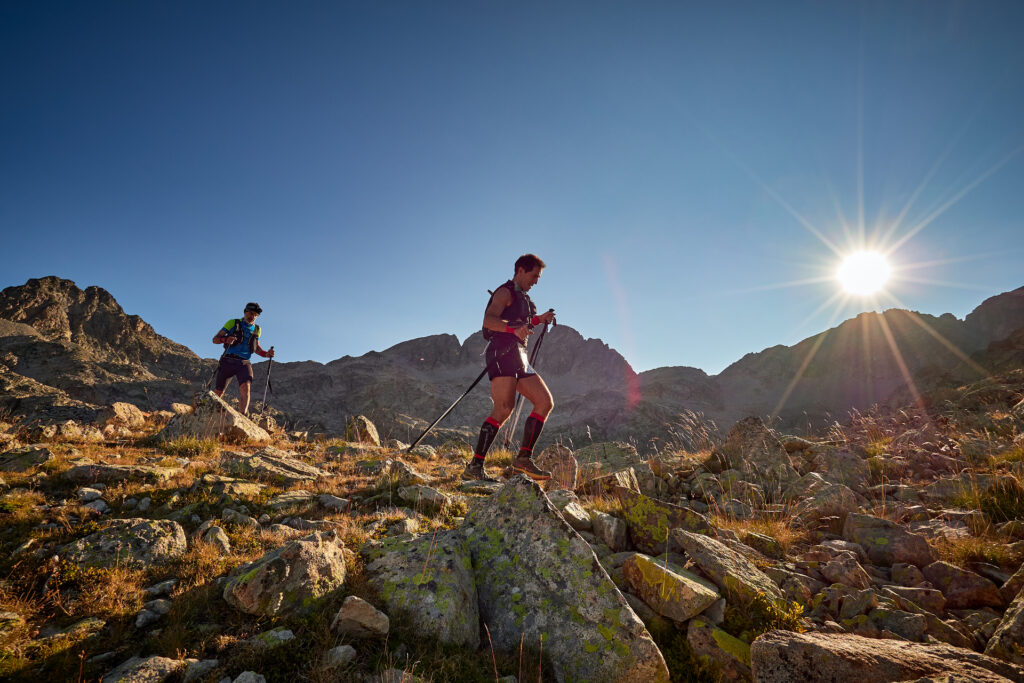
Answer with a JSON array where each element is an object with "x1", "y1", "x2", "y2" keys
[
  {"x1": 721, "y1": 592, "x2": 804, "y2": 643},
  {"x1": 157, "y1": 436, "x2": 219, "y2": 458}
]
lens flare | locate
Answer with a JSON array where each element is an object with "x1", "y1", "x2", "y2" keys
[{"x1": 837, "y1": 251, "x2": 890, "y2": 295}]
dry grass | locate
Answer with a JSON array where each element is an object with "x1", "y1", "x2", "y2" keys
[
  {"x1": 710, "y1": 514, "x2": 810, "y2": 556},
  {"x1": 933, "y1": 531, "x2": 1022, "y2": 569}
]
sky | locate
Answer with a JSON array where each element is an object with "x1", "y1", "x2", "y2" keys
[{"x1": 2, "y1": 1, "x2": 1023, "y2": 375}]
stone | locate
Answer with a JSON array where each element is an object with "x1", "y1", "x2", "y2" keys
[
  {"x1": 249, "y1": 627, "x2": 295, "y2": 647},
  {"x1": 615, "y1": 487, "x2": 713, "y2": 555},
  {"x1": 867, "y1": 607, "x2": 928, "y2": 641},
  {"x1": 76, "y1": 486, "x2": 102, "y2": 502},
  {"x1": 986, "y1": 588, "x2": 1024, "y2": 665},
  {"x1": 397, "y1": 485, "x2": 450, "y2": 514},
  {"x1": 742, "y1": 532, "x2": 784, "y2": 560},
  {"x1": 1002, "y1": 564, "x2": 1024, "y2": 604},
  {"x1": 60, "y1": 518, "x2": 187, "y2": 569},
  {"x1": 923, "y1": 562, "x2": 1004, "y2": 610},
  {"x1": 536, "y1": 444, "x2": 578, "y2": 490},
  {"x1": 361, "y1": 529, "x2": 478, "y2": 647},
  {"x1": 183, "y1": 660, "x2": 219, "y2": 683},
  {"x1": 331, "y1": 595, "x2": 390, "y2": 637},
  {"x1": 65, "y1": 463, "x2": 180, "y2": 484},
  {"x1": 750, "y1": 630, "x2": 1024, "y2": 682},
  {"x1": 669, "y1": 529, "x2": 784, "y2": 604},
  {"x1": 838, "y1": 588, "x2": 878, "y2": 620},
  {"x1": 578, "y1": 467, "x2": 641, "y2": 496},
  {"x1": 232, "y1": 673, "x2": 266, "y2": 683},
  {"x1": 144, "y1": 579, "x2": 178, "y2": 597},
  {"x1": 711, "y1": 417, "x2": 800, "y2": 500},
  {"x1": 0, "y1": 446, "x2": 55, "y2": 472},
  {"x1": 321, "y1": 644, "x2": 357, "y2": 670},
  {"x1": 687, "y1": 618, "x2": 752, "y2": 681},
  {"x1": 97, "y1": 402, "x2": 146, "y2": 429},
  {"x1": 622, "y1": 553, "x2": 720, "y2": 621},
  {"x1": 591, "y1": 510, "x2": 630, "y2": 552},
  {"x1": 560, "y1": 501, "x2": 593, "y2": 531},
  {"x1": 223, "y1": 530, "x2": 347, "y2": 616},
  {"x1": 843, "y1": 513, "x2": 937, "y2": 567},
  {"x1": 811, "y1": 447, "x2": 871, "y2": 493},
  {"x1": 222, "y1": 508, "x2": 258, "y2": 528},
  {"x1": 886, "y1": 586, "x2": 947, "y2": 615},
  {"x1": 463, "y1": 476, "x2": 670, "y2": 682},
  {"x1": 202, "y1": 526, "x2": 231, "y2": 554},
  {"x1": 345, "y1": 415, "x2": 380, "y2": 446},
  {"x1": 820, "y1": 553, "x2": 873, "y2": 590},
  {"x1": 222, "y1": 447, "x2": 326, "y2": 485},
  {"x1": 267, "y1": 490, "x2": 314, "y2": 509},
  {"x1": 155, "y1": 391, "x2": 270, "y2": 444},
  {"x1": 102, "y1": 656, "x2": 188, "y2": 683},
  {"x1": 894, "y1": 562, "x2": 928, "y2": 587},
  {"x1": 318, "y1": 493, "x2": 350, "y2": 511},
  {"x1": 574, "y1": 441, "x2": 644, "y2": 480},
  {"x1": 192, "y1": 474, "x2": 265, "y2": 498}
]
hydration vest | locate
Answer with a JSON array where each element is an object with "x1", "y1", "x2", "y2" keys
[
  {"x1": 482, "y1": 280, "x2": 536, "y2": 343},
  {"x1": 223, "y1": 319, "x2": 260, "y2": 355}
]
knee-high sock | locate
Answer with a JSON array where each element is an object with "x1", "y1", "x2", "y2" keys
[
  {"x1": 518, "y1": 412, "x2": 546, "y2": 457},
  {"x1": 474, "y1": 417, "x2": 501, "y2": 460}
]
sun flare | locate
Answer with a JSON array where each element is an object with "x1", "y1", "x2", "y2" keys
[{"x1": 837, "y1": 251, "x2": 891, "y2": 295}]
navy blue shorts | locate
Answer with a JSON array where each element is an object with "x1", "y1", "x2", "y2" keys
[{"x1": 486, "y1": 340, "x2": 536, "y2": 381}]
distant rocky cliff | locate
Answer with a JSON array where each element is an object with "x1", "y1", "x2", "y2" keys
[{"x1": 1, "y1": 277, "x2": 1023, "y2": 450}]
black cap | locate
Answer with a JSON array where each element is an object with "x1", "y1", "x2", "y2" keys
[{"x1": 244, "y1": 302, "x2": 262, "y2": 314}]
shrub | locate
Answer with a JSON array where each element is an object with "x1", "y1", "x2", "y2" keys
[
  {"x1": 157, "y1": 436, "x2": 219, "y2": 458},
  {"x1": 722, "y1": 592, "x2": 804, "y2": 643}
]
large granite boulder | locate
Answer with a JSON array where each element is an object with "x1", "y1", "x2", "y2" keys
[
  {"x1": 223, "y1": 530, "x2": 347, "y2": 616},
  {"x1": 751, "y1": 630, "x2": 1024, "y2": 682},
  {"x1": 711, "y1": 417, "x2": 800, "y2": 500},
  {"x1": 96, "y1": 402, "x2": 146, "y2": 430},
  {"x1": 463, "y1": 476, "x2": 669, "y2": 682},
  {"x1": 345, "y1": 415, "x2": 380, "y2": 446},
  {"x1": 155, "y1": 391, "x2": 270, "y2": 444},
  {"x1": 64, "y1": 462, "x2": 181, "y2": 484},
  {"x1": 361, "y1": 529, "x2": 479, "y2": 647},
  {"x1": 923, "y1": 561, "x2": 1004, "y2": 610},
  {"x1": 810, "y1": 446, "x2": 871, "y2": 493},
  {"x1": 574, "y1": 442, "x2": 645, "y2": 486},
  {"x1": 622, "y1": 553, "x2": 720, "y2": 622},
  {"x1": 986, "y1": 588, "x2": 1024, "y2": 665},
  {"x1": 615, "y1": 487, "x2": 713, "y2": 555},
  {"x1": 842, "y1": 512, "x2": 937, "y2": 567},
  {"x1": 0, "y1": 446, "x2": 55, "y2": 472},
  {"x1": 221, "y1": 446, "x2": 326, "y2": 485},
  {"x1": 670, "y1": 529, "x2": 784, "y2": 605},
  {"x1": 60, "y1": 519, "x2": 187, "y2": 569}
]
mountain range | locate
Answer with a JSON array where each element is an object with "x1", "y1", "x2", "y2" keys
[{"x1": 1, "y1": 276, "x2": 1022, "y2": 450}]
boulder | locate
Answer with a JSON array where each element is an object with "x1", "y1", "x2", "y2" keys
[
  {"x1": 60, "y1": 519, "x2": 187, "y2": 569},
  {"x1": 65, "y1": 462, "x2": 180, "y2": 484},
  {"x1": 687, "y1": 618, "x2": 752, "y2": 681},
  {"x1": 222, "y1": 447, "x2": 326, "y2": 485},
  {"x1": 810, "y1": 447, "x2": 871, "y2": 493},
  {"x1": 223, "y1": 530, "x2": 347, "y2": 616},
  {"x1": 574, "y1": 441, "x2": 644, "y2": 481},
  {"x1": 397, "y1": 485, "x2": 450, "y2": 514},
  {"x1": 591, "y1": 510, "x2": 630, "y2": 552},
  {"x1": 622, "y1": 553, "x2": 720, "y2": 622},
  {"x1": 820, "y1": 553, "x2": 873, "y2": 590},
  {"x1": 155, "y1": 391, "x2": 270, "y2": 444},
  {"x1": 345, "y1": 415, "x2": 380, "y2": 446},
  {"x1": 102, "y1": 656, "x2": 188, "y2": 683},
  {"x1": 96, "y1": 402, "x2": 146, "y2": 429},
  {"x1": 331, "y1": 595, "x2": 390, "y2": 638},
  {"x1": 842, "y1": 513, "x2": 937, "y2": 567},
  {"x1": 750, "y1": 630, "x2": 1024, "y2": 682},
  {"x1": 669, "y1": 529, "x2": 784, "y2": 604},
  {"x1": 536, "y1": 444, "x2": 578, "y2": 491},
  {"x1": 986, "y1": 588, "x2": 1024, "y2": 665},
  {"x1": 578, "y1": 467, "x2": 641, "y2": 496},
  {"x1": 463, "y1": 476, "x2": 670, "y2": 682},
  {"x1": 0, "y1": 446, "x2": 54, "y2": 472},
  {"x1": 711, "y1": 417, "x2": 800, "y2": 500},
  {"x1": 615, "y1": 487, "x2": 713, "y2": 555},
  {"x1": 361, "y1": 529, "x2": 479, "y2": 648},
  {"x1": 923, "y1": 561, "x2": 1004, "y2": 610}
]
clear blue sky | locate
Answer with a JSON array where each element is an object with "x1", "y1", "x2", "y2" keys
[{"x1": 2, "y1": 1, "x2": 1022, "y2": 374}]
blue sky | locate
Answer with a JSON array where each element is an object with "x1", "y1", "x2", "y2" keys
[{"x1": 2, "y1": 1, "x2": 1022, "y2": 374}]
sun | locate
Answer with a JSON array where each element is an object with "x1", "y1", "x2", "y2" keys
[{"x1": 836, "y1": 250, "x2": 891, "y2": 295}]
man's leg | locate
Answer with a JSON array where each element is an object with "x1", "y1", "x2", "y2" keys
[
  {"x1": 511, "y1": 374, "x2": 553, "y2": 480},
  {"x1": 463, "y1": 377, "x2": 516, "y2": 481},
  {"x1": 238, "y1": 381, "x2": 251, "y2": 414}
]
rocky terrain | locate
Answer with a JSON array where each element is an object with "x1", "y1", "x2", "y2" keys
[
  {"x1": 3, "y1": 278, "x2": 1024, "y2": 452},
  {"x1": 1, "y1": 361, "x2": 1024, "y2": 681}
]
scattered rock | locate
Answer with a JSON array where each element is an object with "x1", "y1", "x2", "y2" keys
[
  {"x1": 321, "y1": 644, "x2": 357, "y2": 670},
  {"x1": 60, "y1": 518, "x2": 187, "y2": 569},
  {"x1": 615, "y1": 487, "x2": 713, "y2": 555},
  {"x1": 986, "y1": 589, "x2": 1024, "y2": 665},
  {"x1": 345, "y1": 415, "x2": 381, "y2": 446},
  {"x1": 96, "y1": 402, "x2": 146, "y2": 429},
  {"x1": 622, "y1": 553, "x2": 720, "y2": 621},
  {"x1": 223, "y1": 530, "x2": 347, "y2": 616},
  {"x1": 591, "y1": 510, "x2": 630, "y2": 552},
  {"x1": 331, "y1": 595, "x2": 390, "y2": 638},
  {"x1": 923, "y1": 561, "x2": 1004, "y2": 610},
  {"x1": 397, "y1": 484, "x2": 450, "y2": 514},
  {"x1": 156, "y1": 391, "x2": 270, "y2": 444},
  {"x1": 102, "y1": 656, "x2": 188, "y2": 683},
  {"x1": 669, "y1": 529, "x2": 784, "y2": 604},
  {"x1": 222, "y1": 446, "x2": 325, "y2": 485},
  {"x1": 710, "y1": 417, "x2": 800, "y2": 499},
  {"x1": 750, "y1": 630, "x2": 1024, "y2": 682},
  {"x1": 65, "y1": 462, "x2": 180, "y2": 484},
  {"x1": 687, "y1": 617, "x2": 752, "y2": 681},
  {"x1": 842, "y1": 513, "x2": 937, "y2": 567},
  {"x1": 0, "y1": 446, "x2": 54, "y2": 472},
  {"x1": 249, "y1": 627, "x2": 295, "y2": 648},
  {"x1": 536, "y1": 444, "x2": 578, "y2": 490}
]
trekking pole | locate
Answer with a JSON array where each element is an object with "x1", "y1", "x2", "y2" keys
[
  {"x1": 405, "y1": 340, "x2": 523, "y2": 453},
  {"x1": 407, "y1": 366, "x2": 490, "y2": 452},
  {"x1": 259, "y1": 346, "x2": 274, "y2": 418}
]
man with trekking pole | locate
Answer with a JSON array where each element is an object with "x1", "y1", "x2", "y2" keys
[
  {"x1": 461, "y1": 254, "x2": 556, "y2": 483},
  {"x1": 211, "y1": 302, "x2": 275, "y2": 415}
]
